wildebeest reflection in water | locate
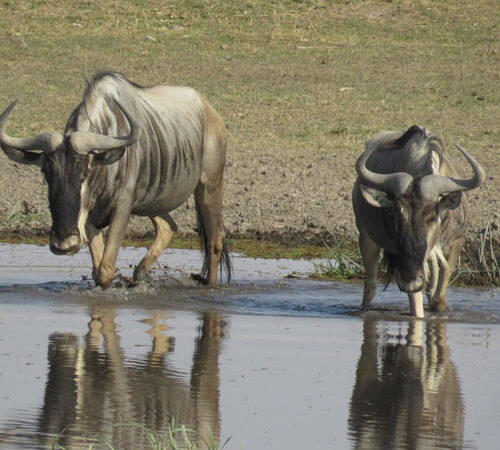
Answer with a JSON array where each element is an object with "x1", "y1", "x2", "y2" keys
[
  {"x1": 37, "y1": 309, "x2": 226, "y2": 449},
  {"x1": 348, "y1": 319, "x2": 464, "y2": 450}
]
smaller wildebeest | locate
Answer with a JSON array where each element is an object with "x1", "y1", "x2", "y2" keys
[
  {"x1": 0, "y1": 71, "x2": 231, "y2": 288},
  {"x1": 352, "y1": 125, "x2": 485, "y2": 317}
]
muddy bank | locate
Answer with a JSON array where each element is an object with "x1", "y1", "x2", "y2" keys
[{"x1": 0, "y1": 148, "x2": 498, "y2": 251}]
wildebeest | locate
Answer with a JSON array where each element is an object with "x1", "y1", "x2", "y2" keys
[
  {"x1": 352, "y1": 125, "x2": 485, "y2": 317},
  {"x1": 0, "y1": 71, "x2": 232, "y2": 288}
]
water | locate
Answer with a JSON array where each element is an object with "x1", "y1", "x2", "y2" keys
[{"x1": 0, "y1": 243, "x2": 499, "y2": 449}]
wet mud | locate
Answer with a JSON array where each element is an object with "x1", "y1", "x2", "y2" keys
[{"x1": 0, "y1": 244, "x2": 499, "y2": 449}]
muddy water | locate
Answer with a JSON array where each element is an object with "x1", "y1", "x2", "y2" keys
[{"x1": 0, "y1": 244, "x2": 499, "y2": 449}]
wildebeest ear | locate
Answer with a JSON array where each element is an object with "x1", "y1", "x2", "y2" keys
[
  {"x1": 92, "y1": 147, "x2": 126, "y2": 165},
  {"x1": 360, "y1": 184, "x2": 394, "y2": 208},
  {"x1": 440, "y1": 191, "x2": 462, "y2": 210},
  {"x1": 1, "y1": 145, "x2": 43, "y2": 166}
]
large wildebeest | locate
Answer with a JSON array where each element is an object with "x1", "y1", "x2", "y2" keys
[
  {"x1": 0, "y1": 71, "x2": 232, "y2": 288},
  {"x1": 352, "y1": 125, "x2": 485, "y2": 317}
]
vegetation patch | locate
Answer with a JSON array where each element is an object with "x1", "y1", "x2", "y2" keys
[
  {"x1": 312, "y1": 231, "x2": 499, "y2": 287},
  {"x1": 125, "y1": 235, "x2": 331, "y2": 259},
  {"x1": 312, "y1": 238, "x2": 365, "y2": 281},
  {"x1": 51, "y1": 420, "x2": 227, "y2": 450}
]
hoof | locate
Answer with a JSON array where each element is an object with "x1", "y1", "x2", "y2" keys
[
  {"x1": 97, "y1": 279, "x2": 113, "y2": 290},
  {"x1": 430, "y1": 302, "x2": 449, "y2": 313},
  {"x1": 191, "y1": 273, "x2": 209, "y2": 285},
  {"x1": 133, "y1": 268, "x2": 152, "y2": 283},
  {"x1": 95, "y1": 266, "x2": 116, "y2": 289}
]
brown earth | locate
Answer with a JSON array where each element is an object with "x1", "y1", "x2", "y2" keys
[
  {"x1": 0, "y1": 0, "x2": 498, "y2": 263},
  {"x1": 0, "y1": 142, "x2": 498, "y2": 255}
]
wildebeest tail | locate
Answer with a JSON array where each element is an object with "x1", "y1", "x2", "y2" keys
[
  {"x1": 381, "y1": 251, "x2": 396, "y2": 290},
  {"x1": 195, "y1": 201, "x2": 233, "y2": 283}
]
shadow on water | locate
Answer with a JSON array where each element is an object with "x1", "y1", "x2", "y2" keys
[
  {"x1": 348, "y1": 318, "x2": 465, "y2": 450},
  {"x1": 0, "y1": 306, "x2": 226, "y2": 449},
  {"x1": 0, "y1": 244, "x2": 499, "y2": 449}
]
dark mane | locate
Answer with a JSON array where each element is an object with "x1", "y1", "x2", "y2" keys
[
  {"x1": 65, "y1": 71, "x2": 143, "y2": 134},
  {"x1": 82, "y1": 70, "x2": 144, "y2": 102},
  {"x1": 377, "y1": 126, "x2": 446, "y2": 176},
  {"x1": 386, "y1": 125, "x2": 424, "y2": 152},
  {"x1": 425, "y1": 134, "x2": 445, "y2": 156}
]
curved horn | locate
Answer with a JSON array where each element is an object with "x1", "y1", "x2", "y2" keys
[
  {"x1": 69, "y1": 99, "x2": 142, "y2": 155},
  {"x1": 420, "y1": 145, "x2": 486, "y2": 199},
  {"x1": 0, "y1": 100, "x2": 63, "y2": 153},
  {"x1": 356, "y1": 142, "x2": 413, "y2": 197}
]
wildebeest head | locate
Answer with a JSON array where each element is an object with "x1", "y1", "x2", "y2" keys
[
  {"x1": 356, "y1": 125, "x2": 485, "y2": 292},
  {"x1": 0, "y1": 100, "x2": 141, "y2": 255}
]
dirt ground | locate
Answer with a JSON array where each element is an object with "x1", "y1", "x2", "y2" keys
[{"x1": 0, "y1": 142, "x2": 497, "y2": 252}]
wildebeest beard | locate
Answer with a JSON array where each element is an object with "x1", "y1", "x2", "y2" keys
[
  {"x1": 382, "y1": 241, "x2": 427, "y2": 291},
  {"x1": 381, "y1": 200, "x2": 429, "y2": 291}
]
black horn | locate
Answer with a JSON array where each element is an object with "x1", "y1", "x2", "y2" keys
[
  {"x1": 420, "y1": 145, "x2": 486, "y2": 199},
  {"x1": 355, "y1": 141, "x2": 413, "y2": 197},
  {"x1": 0, "y1": 100, "x2": 63, "y2": 153}
]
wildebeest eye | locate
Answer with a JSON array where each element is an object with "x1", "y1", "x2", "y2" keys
[{"x1": 440, "y1": 191, "x2": 462, "y2": 210}]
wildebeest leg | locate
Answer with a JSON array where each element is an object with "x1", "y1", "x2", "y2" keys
[
  {"x1": 194, "y1": 181, "x2": 226, "y2": 285},
  {"x1": 193, "y1": 111, "x2": 230, "y2": 285},
  {"x1": 86, "y1": 222, "x2": 105, "y2": 283},
  {"x1": 359, "y1": 229, "x2": 380, "y2": 308},
  {"x1": 133, "y1": 215, "x2": 177, "y2": 281},
  {"x1": 408, "y1": 291, "x2": 424, "y2": 318},
  {"x1": 96, "y1": 205, "x2": 131, "y2": 289},
  {"x1": 430, "y1": 237, "x2": 463, "y2": 312}
]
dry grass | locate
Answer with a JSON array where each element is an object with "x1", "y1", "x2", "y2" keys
[{"x1": 1, "y1": 0, "x2": 498, "y2": 157}]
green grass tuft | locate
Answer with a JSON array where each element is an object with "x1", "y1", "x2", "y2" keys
[
  {"x1": 314, "y1": 232, "x2": 500, "y2": 287},
  {"x1": 312, "y1": 238, "x2": 364, "y2": 281},
  {"x1": 50, "y1": 420, "x2": 226, "y2": 450}
]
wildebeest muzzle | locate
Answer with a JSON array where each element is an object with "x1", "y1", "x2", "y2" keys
[
  {"x1": 49, "y1": 229, "x2": 81, "y2": 255},
  {"x1": 396, "y1": 270, "x2": 425, "y2": 293}
]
